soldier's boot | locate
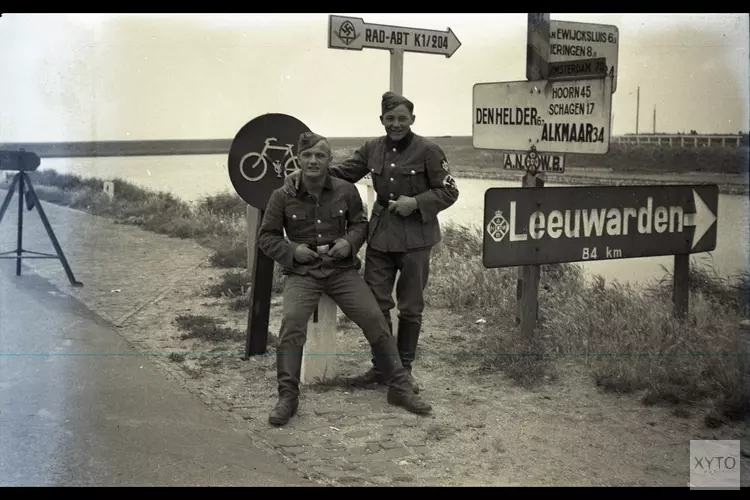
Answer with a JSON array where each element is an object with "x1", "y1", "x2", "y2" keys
[
  {"x1": 371, "y1": 336, "x2": 432, "y2": 415},
  {"x1": 397, "y1": 319, "x2": 421, "y2": 394},
  {"x1": 347, "y1": 315, "x2": 392, "y2": 388},
  {"x1": 269, "y1": 344, "x2": 303, "y2": 426}
]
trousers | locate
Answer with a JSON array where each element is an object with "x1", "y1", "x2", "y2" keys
[
  {"x1": 363, "y1": 245, "x2": 432, "y2": 329},
  {"x1": 278, "y1": 268, "x2": 392, "y2": 350}
]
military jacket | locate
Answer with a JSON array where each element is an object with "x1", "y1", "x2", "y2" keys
[
  {"x1": 258, "y1": 175, "x2": 368, "y2": 278},
  {"x1": 328, "y1": 132, "x2": 459, "y2": 252}
]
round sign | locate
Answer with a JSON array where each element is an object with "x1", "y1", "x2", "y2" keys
[{"x1": 228, "y1": 113, "x2": 311, "y2": 209}]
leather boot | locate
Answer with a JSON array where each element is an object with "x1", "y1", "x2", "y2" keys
[
  {"x1": 269, "y1": 344, "x2": 303, "y2": 426},
  {"x1": 397, "y1": 319, "x2": 421, "y2": 394},
  {"x1": 346, "y1": 313, "x2": 392, "y2": 388},
  {"x1": 371, "y1": 336, "x2": 432, "y2": 415}
]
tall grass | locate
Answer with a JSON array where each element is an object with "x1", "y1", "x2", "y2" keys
[{"x1": 426, "y1": 220, "x2": 747, "y2": 423}]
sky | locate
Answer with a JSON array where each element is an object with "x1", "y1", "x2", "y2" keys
[{"x1": 0, "y1": 13, "x2": 748, "y2": 142}]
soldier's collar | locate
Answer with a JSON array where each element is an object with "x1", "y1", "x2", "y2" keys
[
  {"x1": 298, "y1": 173, "x2": 334, "y2": 197},
  {"x1": 385, "y1": 130, "x2": 415, "y2": 152}
]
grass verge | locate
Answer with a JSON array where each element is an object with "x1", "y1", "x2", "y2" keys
[
  {"x1": 4, "y1": 170, "x2": 747, "y2": 426},
  {"x1": 426, "y1": 221, "x2": 748, "y2": 425}
]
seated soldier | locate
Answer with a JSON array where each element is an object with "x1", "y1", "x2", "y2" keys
[{"x1": 257, "y1": 131, "x2": 432, "y2": 426}]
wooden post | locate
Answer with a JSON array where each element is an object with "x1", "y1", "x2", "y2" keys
[
  {"x1": 246, "y1": 205, "x2": 261, "y2": 276},
  {"x1": 673, "y1": 254, "x2": 690, "y2": 320},
  {"x1": 518, "y1": 172, "x2": 544, "y2": 338},
  {"x1": 245, "y1": 209, "x2": 275, "y2": 357},
  {"x1": 515, "y1": 13, "x2": 549, "y2": 338}
]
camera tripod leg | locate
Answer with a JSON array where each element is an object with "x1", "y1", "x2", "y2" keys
[
  {"x1": 23, "y1": 173, "x2": 83, "y2": 287},
  {"x1": 0, "y1": 173, "x2": 20, "y2": 224},
  {"x1": 16, "y1": 172, "x2": 24, "y2": 276}
]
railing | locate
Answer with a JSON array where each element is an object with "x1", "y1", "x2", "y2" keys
[{"x1": 612, "y1": 135, "x2": 746, "y2": 148}]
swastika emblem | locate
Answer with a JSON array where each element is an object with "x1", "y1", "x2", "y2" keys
[
  {"x1": 487, "y1": 210, "x2": 509, "y2": 243},
  {"x1": 335, "y1": 20, "x2": 359, "y2": 46}
]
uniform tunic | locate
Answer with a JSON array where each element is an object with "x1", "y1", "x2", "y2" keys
[
  {"x1": 258, "y1": 175, "x2": 393, "y2": 349},
  {"x1": 328, "y1": 132, "x2": 459, "y2": 253},
  {"x1": 258, "y1": 175, "x2": 367, "y2": 278}
]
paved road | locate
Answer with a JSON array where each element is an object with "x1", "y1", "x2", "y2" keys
[{"x1": 0, "y1": 264, "x2": 312, "y2": 487}]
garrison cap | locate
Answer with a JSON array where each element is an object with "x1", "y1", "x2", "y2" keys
[
  {"x1": 297, "y1": 131, "x2": 328, "y2": 153},
  {"x1": 381, "y1": 91, "x2": 414, "y2": 115}
]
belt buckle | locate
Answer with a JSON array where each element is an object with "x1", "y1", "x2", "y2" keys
[{"x1": 316, "y1": 244, "x2": 329, "y2": 255}]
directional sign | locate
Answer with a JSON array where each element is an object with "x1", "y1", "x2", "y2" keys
[
  {"x1": 227, "y1": 113, "x2": 310, "y2": 210},
  {"x1": 526, "y1": 13, "x2": 550, "y2": 80},
  {"x1": 548, "y1": 57, "x2": 607, "y2": 82},
  {"x1": 482, "y1": 184, "x2": 719, "y2": 268},
  {"x1": 473, "y1": 77, "x2": 613, "y2": 155},
  {"x1": 503, "y1": 152, "x2": 565, "y2": 173},
  {"x1": 549, "y1": 20, "x2": 619, "y2": 92},
  {"x1": 328, "y1": 15, "x2": 461, "y2": 57}
]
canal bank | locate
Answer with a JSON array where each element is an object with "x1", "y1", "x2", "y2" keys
[{"x1": 0, "y1": 180, "x2": 747, "y2": 486}]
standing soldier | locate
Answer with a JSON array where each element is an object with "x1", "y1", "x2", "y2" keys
[
  {"x1": 259, "y1": 131, "x2": 432, "y2": 426},
  {"x1": 283, "y1": 92, "x2": 460, "y2": 393}
]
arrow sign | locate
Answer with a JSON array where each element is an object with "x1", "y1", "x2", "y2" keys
[
  {"x1": 328, "y1": 15, "x2": 462, "y2": 57},
  {"x1": 482, "y1": 184, "x2": 719, "y2": 268},
  {"x1": 683, "y1": 189, "x2": 718, "y2": 250}
]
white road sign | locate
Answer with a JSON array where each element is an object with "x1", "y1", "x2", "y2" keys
[
  {"x1": 549, "y1": 20, "x2": 619, "y2": 92},
  {"x1": 473, "y1": 77, "x2": 613, "y2": 155},
  {"x1": 328, "y1": 15, "x2": 461, "y2": 57}
]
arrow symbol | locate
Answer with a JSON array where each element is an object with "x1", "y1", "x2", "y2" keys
[
  {"x1": 328, "y1": 15, "x2": 461, "y2": 58},
  {"x1": 683, "y1": 189, "x2": 717, "y2": 249}
]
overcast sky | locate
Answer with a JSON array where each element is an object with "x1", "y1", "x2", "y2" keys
[{"x1": 1, "y1": 13, "x2": 748, "y2": 142}]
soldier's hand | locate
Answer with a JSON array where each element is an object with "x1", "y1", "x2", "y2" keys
[
  {"x1": 283, "y1": 170, "x2": 302, "y2": 197},
  {"x1": 388, "y1": 195, "x2": 418, "y2": 217},
  {"x1": 328, "y1": 238, "x2": 352, "y2": 259},
  {"x1": 293, "y1": 245, "x2": 319, "y2": 264}
]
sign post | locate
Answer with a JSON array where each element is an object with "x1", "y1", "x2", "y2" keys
[
  {"x1": 227, "y1": 113, "x2": 311, "y2": 358},
  {"x1": 519, "y1": 13, "x2": 550, "y2": 338},
  {"x1": 474, "y1": 13, "x2": 616, "y2": 337},
  {"x1": 482, "y1": 184, "x2": 719, "y2": 319},
  {"x1": 328, "y1": 14, "x2": 462, "y2": 332},
  {"x1": 328, "y1": 14, "x2": 462, "y2": 117},
  {"x1": 549, "y1": 20, "x2": 619, "y2": 92}
]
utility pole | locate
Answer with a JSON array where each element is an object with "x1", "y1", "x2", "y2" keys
[
  {"x1": 635, "y1": 86, "x2": 640, "y2": 135},
  {"x1": 653, "y1": 106, "x2": 656, "y2": 134}
]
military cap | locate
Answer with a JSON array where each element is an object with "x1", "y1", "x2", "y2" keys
[
  {"x1": 297, "y1": 131, "x2": 328, "y2": 153},
  {"x1": 381, "y1": 91, "x2": 414, "y2": 115}
]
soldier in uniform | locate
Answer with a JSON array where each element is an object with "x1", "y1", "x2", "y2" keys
[
  {"x1": 259, "y1": 131, "x2": 432, "y2": 427},
  {"x1": 283, "y1": 92, "x2": 460, "y2": 393}
]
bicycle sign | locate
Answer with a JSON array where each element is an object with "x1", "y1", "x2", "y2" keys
[
  {"x1": 228, "y1": 113, "x2": 311, "y2": 210},
  {"x1": 239, "y1": 137, "x2": 300, "y2": 182}
]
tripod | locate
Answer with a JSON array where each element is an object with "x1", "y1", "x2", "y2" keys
[{"x1": 0, "y1": 170, "x2": 83, "y2": 287}]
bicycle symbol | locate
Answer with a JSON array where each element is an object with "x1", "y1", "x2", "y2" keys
[{"x1": 239, "y1": 137, "x2": 300, "y2": 182}]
